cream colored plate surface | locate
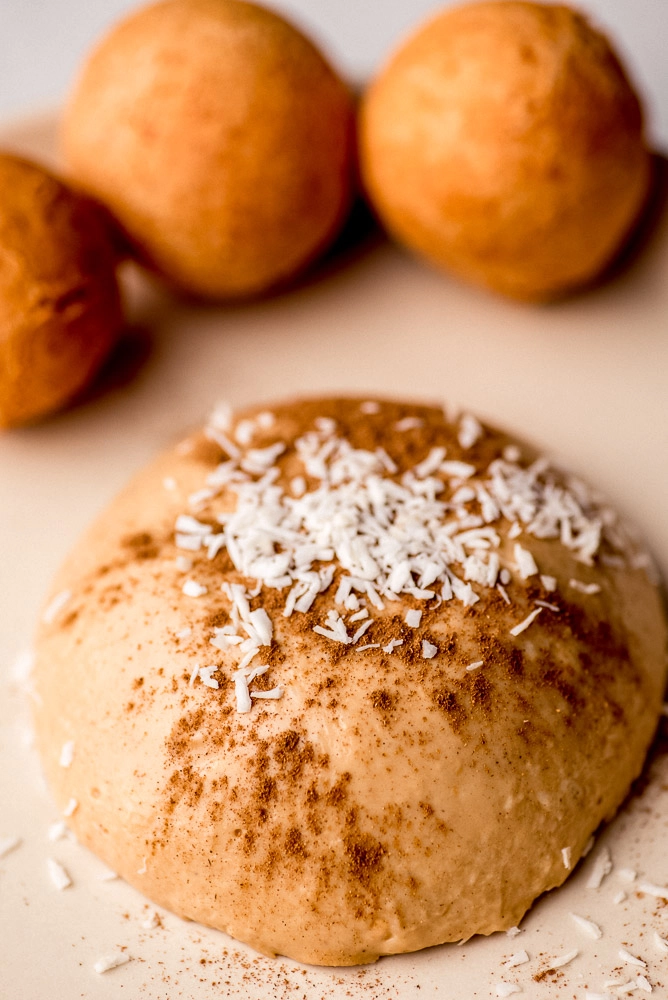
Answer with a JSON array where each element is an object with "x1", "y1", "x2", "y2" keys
[{"x1": 1, "y1": 113, "x2": 667, "y2": 999}]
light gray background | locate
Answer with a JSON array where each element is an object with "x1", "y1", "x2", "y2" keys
[{"x1": 1, "y1": 0, "x2": 667, "y2": 146}]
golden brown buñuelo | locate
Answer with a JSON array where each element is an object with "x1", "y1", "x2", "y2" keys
[
  {"x1": 360, "y1": 2, "x2": 651, "y2": 301},
  {"x1": 62, "y1": 0, "x2": 356, "y2": 299}
]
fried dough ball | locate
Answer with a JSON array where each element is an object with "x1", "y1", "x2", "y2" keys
[
  {"x1": 62, "y1": 0, "x2": 356, "y2": 299},
  {"x1": 0, "y1": 154, "x2": 122, "y2": 428},
  {"x1": 360, "y1": 1, "x2": 652, "y2": 301}
]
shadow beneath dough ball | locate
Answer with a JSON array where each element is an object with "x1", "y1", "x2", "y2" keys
[
  {"x1": 625, "y1": 693, "x2": 668, "y2": 803},
  {"x1": 297, "y1": 151, "x2": 668, "y2": 304},
  {"x1": 586, "y1": 151, "x2": 668, "y2": 292},
  {"x1": 298, "y1": 193, "x2": 386, "y2": 287},
  {"x1": 176, "y1": 193, "x2": 386, "y2": 312},
  {"x1": 71, "y1": 323, "x2": 154, "y2": 410}
]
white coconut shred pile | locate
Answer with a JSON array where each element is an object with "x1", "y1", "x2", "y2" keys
[{"x1": 172, "y1": 403, "x2": 646, "y2": 711}]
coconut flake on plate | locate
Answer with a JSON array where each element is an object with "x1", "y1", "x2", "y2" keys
[
  {"x1": 97, "y1": 865, "x2": 119, "y2": 882},
  {"x1": 0, "y1": 836, "x2": 21, "y2": 859},
  {"x1": 618, "y1": 949, "x2": 647, "y2": 969},
  {"x1": 502, "y1": 950, "x2": 529, "y2": 968},
  {"x1": 653, "y1": 932, "x2": 668, "y2": 955},
  {"x1": 586, "y1": 846, "x2": 613, "y2": 889},
  {"x1": 637, "y1": 882, "x2": 668, "y2": 900},
  {"x1": 549, "y1": 949, "x2": 579, "y2": 969},
  {"x1": 10, "y1": 648, "x2": 35, "y2": 686},
  {"x1": 569, "y1": 913, "x2": 602, "y2": 939},
  {"x1": 93, "y1": 952, "x2": 131, "y2": 974},
  {"x1": 495, "y1": 983, "x2": 522, "y2": 997},
  {"x1": 47, "y1": 821, "x2": 69, "y2": 842},
  {"x1": 47, "y1": 858, "x2": 72, "y2": 890}
]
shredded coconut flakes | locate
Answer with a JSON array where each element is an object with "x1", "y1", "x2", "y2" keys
[
  {"x1": 59, "y1": 740, "x2": 75, "y2": 768},
  {"x1": 47, "y1": 820, "x2": 69, "y2": 842},
  {"x1": 653, "y1": 932, "x2": 668, "y2": 955},
  {"x1": 174, "y1": 403, "x2": 646, "y2": 713},
  {"x1": 509, "y1": 607, "x2": 542, "y2": 637},
  {"x1": 618, "y1": 949, "x2": 646, "y2": 969},
  {"x1": 503, "y1": 950, "x2": 529, "y2": 968},
  {"x1": 97, "y1": 865, "x2": 119, "y2": 882},
  {"x1": 47, "y1": 858, "x2": 72, "y2": 890},
  {"x1": 570, "y1": 579, "x2": 601, "y2": 595},
  {"x1": 0, "y1": 836, "x2": 21, "y2": 859},
  {"x1": 569, "y1": 913, "x2": 602, "y2": 939},
  {"x1": 550, "y1": 949, "x2": 579, "y2": 969},
  {"x1": 93, "y1": 952, "x2": 131, "y2": 974},
  {"x1": 458, "y1": 413, "x2": 483, "y2": 449},
  {"x1": 42, "y1": 589, "x2": 72, "y2": 625},
  {"x1": 586, "y1": 846, "x2": 613, "y2": 889},
  {"x1": 514, "y1": 544, "x2": 538, "y2": 579},
  {"x1": 495, "y1": 983, "x2": 522, "y2": 997}
]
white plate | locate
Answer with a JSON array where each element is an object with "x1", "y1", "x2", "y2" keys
[{"x1": 1, "y1": 113, "x2": 667, "y2": 999}]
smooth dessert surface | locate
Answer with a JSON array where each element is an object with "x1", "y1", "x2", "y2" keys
[{"x1": 33, "y1": 397, "x2": 667, "y2": 965}]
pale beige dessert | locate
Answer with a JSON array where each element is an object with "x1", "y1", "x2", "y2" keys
[
  {"x1": 360, "y1": 1, "x2": 651, "y2": 301},
  {"x1": 33, "y1": 398, "x2": 666, "y2": 965},
  {"x1": 0, "y1": 153, "x2": 122, "y2": 428},
  {"x1": 62, "y1": 0, "x2": 355, "y2": 299}
]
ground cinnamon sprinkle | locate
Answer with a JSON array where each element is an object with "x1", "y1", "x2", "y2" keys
[
  {"x1": 284, "y1": 828, "x2": 308, "y2": 859},
  {"x1": 122, "y1": 531, "x2": 161, "y2": 560},
  {"x1": 343, "y1": 833, "x2": 386, "y2": 885}
]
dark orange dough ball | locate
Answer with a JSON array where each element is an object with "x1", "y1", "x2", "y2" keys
[
  {"x1": 360, "y1": 1, "x2": 651, "y2": 301},
  {"x1": 0, "y1": 154, "x2": 122, "y2": 428}
]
